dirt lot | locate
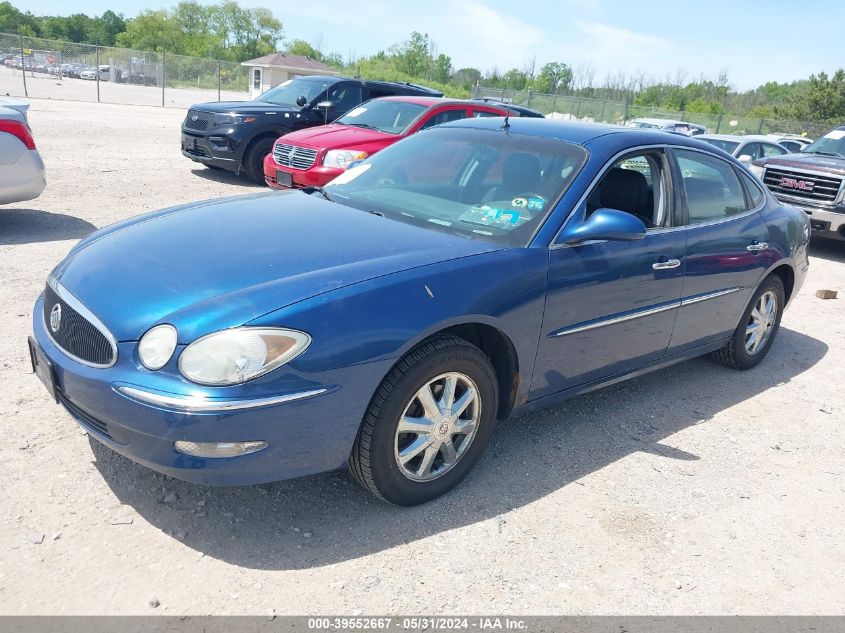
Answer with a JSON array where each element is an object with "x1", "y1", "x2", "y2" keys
[{"x1": 0, "y1": 99, "x2": 843, "y2": 615}]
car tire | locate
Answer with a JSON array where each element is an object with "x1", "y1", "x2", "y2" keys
[
  {"x1": 349, "y1": 335, "x2": 498, "y2": 506},
  {"x1": 712, "y1": 274, "x2": 785, "y2": 370},
  {"x1": 244, "y1": 137, "x2": 275, "y2": 185}
]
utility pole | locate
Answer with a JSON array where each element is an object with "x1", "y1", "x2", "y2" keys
[{"x1": 19, "y1": 31, "x2": 27, "y2": 97}]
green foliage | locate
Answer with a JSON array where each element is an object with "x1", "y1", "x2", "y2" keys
[
  {"x1": 782, "y1": 70, "x2": 845, "y2": 121},
  {"x1": 534, "y1": 62, "x2": 572, "y2": 94}
]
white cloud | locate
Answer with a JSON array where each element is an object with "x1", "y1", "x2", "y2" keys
[{"x1": 573, "y1": 20, "x2": 672, "y2": 67}]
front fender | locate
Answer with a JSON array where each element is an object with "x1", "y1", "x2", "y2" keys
[{"x1": 248, "y1": 248, "x2": 550, "y2": 405}]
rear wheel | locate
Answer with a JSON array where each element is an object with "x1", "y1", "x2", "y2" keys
[
  {"x1": 243, "y1": 137, "x2": 275, "y2": 185},
  {"x1": 349, "y1": 335, "x2": 498, "y2": 506},
  {"x1": 712, "y1": 275, "x2": 785, "y2": 370}
]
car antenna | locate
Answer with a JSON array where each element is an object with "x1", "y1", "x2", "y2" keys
[{"x1": 501, "y1": 115, "x2": 510, "y2": 130}]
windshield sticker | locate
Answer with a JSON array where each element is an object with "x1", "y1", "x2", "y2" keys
[
  {"x1": 824, "y1": 130, "x2": 845, "y2": 140},
  {"x1": 511, "y1": 197, "x2": 528, "y2": 208},
  {"x1": 460, "y1": 205, "x2": 525, "y2": 229},
  {"x1": 327, "y1": 163, "x2": 371, "y2": 185},
  {"x1": 344, "y1": 107, "x2": 367, "y2": 118},
  {"x1": 527, "y1": 196, "x2": 545, "y2": 211}
]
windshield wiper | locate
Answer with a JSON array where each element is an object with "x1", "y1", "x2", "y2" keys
[
  {"x1": 345, "y1": 122, "x2": 381, "y2": 131},
  {"x1": 301, "y1": 186, "x2": 336, "y2": 202}
]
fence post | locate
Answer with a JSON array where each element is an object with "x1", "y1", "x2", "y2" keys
[
  {"x1": 95, "y1": 45, "x2": 100, "y2": 103},
  {"x1": 599, "y1": 100, "x2": 606, "y2": 123},
  {"x1": 162, "y1": 50, "x2": 166, "y2": 107},
  {"x1": 18, "y1": 33, "x2": 27, "y2": 97},
  {"x1": 623, "y1": 98, "x2": 630, "y2": 123},
  {"x1": 575, "y1": 97, "x2": 581, "y2": 119},
  {"x1": 757, "y1": 118, "x2": 765, "y2": 134},
  {"x1": 526, "y1": 87, "x2": 532, "y2": 108},
  {"x1": 551, "y1": 92, "x2": 557, "y2": 115},
  {"x1": 217, "y1": 58, "x2": 221, "y2": 102},
  {"x1": 716, "y1": 114, "x2": 723, "y2": 133}
]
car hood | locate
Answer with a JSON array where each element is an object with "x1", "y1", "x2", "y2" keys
[
  {"x1": 190, "y1": 100, "x2": 297, "y2": 115},
  {"x1": 283, "y1": 124, "x2": 396, "y2": 150},
  {"x1": 758, "y1": 152, "x2": 845, "y2": 176},
  {"x1": 52, "y1": 191, "x2": 499, "y2": 342}
]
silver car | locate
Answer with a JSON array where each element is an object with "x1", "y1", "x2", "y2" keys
[
  {"x1": 698, "y1": 134, "x2": 788, "y2": 164},
  {"x1": 626, "y1": 117, "x2": 707, "y2": 136},
  {"x1": 0, "y1": 98, "x2": 46, "y2": 205}
]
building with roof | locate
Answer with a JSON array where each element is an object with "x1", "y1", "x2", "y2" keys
[{"x1": 241, "y1": 53, "x2": 342, "y2": 99}]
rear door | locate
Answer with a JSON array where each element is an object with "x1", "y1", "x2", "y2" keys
[
  {"x1": 666, "y1": 147, "x2": 772, "y2": 354},
  {"x1": 414, "y1": 106, "x2": 471, "y2": 131}
]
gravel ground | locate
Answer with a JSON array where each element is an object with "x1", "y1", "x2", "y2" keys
[{"x1": 1, "y1": 99, "x2": 843, "y2": 615}]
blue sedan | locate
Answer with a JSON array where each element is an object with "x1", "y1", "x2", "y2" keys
[{"x1": 29, "y1": 118, "x2": 810, "y2": 505}]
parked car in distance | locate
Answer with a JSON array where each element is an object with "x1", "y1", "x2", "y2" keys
[
  {"x1": 699, "y1": 134, "x2": 788, "y2": 162},
  {"x1": 764, "y1": 134, "x2": 813, "y2": 154},
  {"x1": 30, "y1": 119, "x2": 809, "y2": 505},
  {"x1": 182, "y1": 75, "x2": 443, "y2": 183},
  {"x1": 0, "y1": 98, "x2": 46, "y2": 205},
  {"x1": 750, "y1": 125, "x2": 845, "y2": 240},
  {"x1": 80, "y1": 65, "x2": 110, "y2": 80},
  {"x1": 264, "y1": 97, "x2": 511, "y2": 189},
  {"x1": 471, "y1": 97, "x2": 546, "y2": 118},
  {"x1": 627, "y1": 117, "x2": 706, "y2": 136}
]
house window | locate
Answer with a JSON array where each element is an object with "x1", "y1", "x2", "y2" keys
[{"x1": 252, "y1": 68, "x2": 262, "y2": 91}]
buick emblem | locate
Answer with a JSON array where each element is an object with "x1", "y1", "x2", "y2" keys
[
  {"x1": 191, "y1": 115, "x2": 198, "y2": 122},
  {"x1": 49, "y1": 303, "x2": 62, "y2": 333}
]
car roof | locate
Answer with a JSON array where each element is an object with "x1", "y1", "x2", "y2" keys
[
  {"x1": 373, "y1": 96, "x2": 507, "y2": 109},
  {"x1": 440, "y1": 116, "x2": 709, "y2": 147}
]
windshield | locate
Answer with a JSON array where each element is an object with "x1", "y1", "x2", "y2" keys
[
  {"x1": 702, "y1": 138, "x2": 740, "y2": 154},
  {"x1": 325, "y1": 127, "x2": 588, "y2": 247},
  {"x1": 802, "y1": 129, "x2": 845, "y2": 157},
  {"x1": 256, "y1": 78, "x2": 333, "y2": 107},
  {"x1": 336, "y1": 100, "x2": 428, "y2": 134}
]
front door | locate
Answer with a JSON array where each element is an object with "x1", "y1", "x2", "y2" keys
[{"x1": 531, "y1": 149, "x2": 685, "y2": 398}]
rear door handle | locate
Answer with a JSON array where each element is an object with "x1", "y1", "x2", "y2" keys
[
  {"x1": 652, "y1": 258, "x2": 681, "y2": 270},
  {"x1": 746, "y1": 242, "x2": 768, "y2": 252}
]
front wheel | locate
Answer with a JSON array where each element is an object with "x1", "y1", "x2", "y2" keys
[
  {"x1": 712, "y1": 274, "x2": 785, "y2": 370},
  {"x1": 243, "y1": 137, "x2": 276, "y2": 185},
  {"x1": 349, "y1": 335, "x2": 498, "y2": 506}
]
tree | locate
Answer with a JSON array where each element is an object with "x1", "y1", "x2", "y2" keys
[
  {"x1": 534, "y1": 61, "x2": 572, "y2": 94},
  {"x1": 116, "y1": 10, "x2": 184, "y2": 52},
  {"x1": 0, "y1": 1, "x2": 38, "y2": 34},
  {"x1": 432, "y1": 53, "x2": 451, "y2": 84},
  {"x1": 786, "y1": 70, "x2": 845, "y2": 121}
]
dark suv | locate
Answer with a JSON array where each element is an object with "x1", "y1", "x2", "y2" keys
[
  {"x1": 181, "y1": 75, "x2": 443, "y2": 182},
  {"x1": 750, "y1": 125, "x2": 845, "y2": 241}
]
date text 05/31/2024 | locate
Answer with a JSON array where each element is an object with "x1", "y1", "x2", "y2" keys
[{"x1": 307, "y1": 617, "x2": 528, "y2": 630}]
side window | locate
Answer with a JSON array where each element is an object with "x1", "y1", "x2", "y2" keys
[
  {"x1": 739, "y1": 170, "x2": 765, "y2": 208},
  {"x1": 586, "y1": 152, "x2": 666, "y2": 228},
  {"x1": 763, "y1": 143, "x2": 787, "y2": 157},
  {"x1": 739, "y1": 142, "x2": 761, "y2": 161},
  {"x1": 675, "y1": 149, "x2": 748, "y2": 224},
  {"x1": 420, "y1": 109, "x2": 469, "y2": 130},
  {"x1": 328, "y1": 84, "x2": 363, "y2": 114},
  {"x1": 472, "y1": 109, "x2": 501, "y2": 118}
]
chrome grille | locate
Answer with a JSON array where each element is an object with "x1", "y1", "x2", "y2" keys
[
  {"x1": 763, "y1": 167, "x2": 843, "y2": 208},
  {"x1": 43, "y1": 282, "x2": 116, "y2": 368},
  {"x1": 184, "y1": 109, "x2": 215, "y2": 132},
  {"x1": 273, "y1": 143, "x2": 318, "y2": 170}
]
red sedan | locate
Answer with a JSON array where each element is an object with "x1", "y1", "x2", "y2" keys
[{"x1": 264, "y1": 97, "x2": 509, "y2": 189}]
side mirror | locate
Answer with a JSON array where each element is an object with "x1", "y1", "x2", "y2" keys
[
  {"x1": 316, "y1": 100, "x2": 335, "y2": 111},
  {"x1": 559, "y1": 208, "x2": 647, "y2": 245},
  {"x1": 296, "y1": 95, "x2": 307, "y2": 107},
  {"x1": 738, "y1": 154, "x2": 752, "y2": 163}
]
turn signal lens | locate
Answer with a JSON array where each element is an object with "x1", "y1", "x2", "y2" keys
[{"x1": 174, "y1": 440, "x2": 268, "y2": 458}]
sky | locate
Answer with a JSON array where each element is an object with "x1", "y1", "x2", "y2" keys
[{"x1": 15, "y1": 0, "x2": 845, "y2": 90}]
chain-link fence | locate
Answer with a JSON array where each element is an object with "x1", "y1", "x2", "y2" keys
[
  {"x1": 473, "y1": 85, "x2": 832, "y2": 139},
  {"x1": 0, "y1": 32, "x2": 249, "y2": 109}
]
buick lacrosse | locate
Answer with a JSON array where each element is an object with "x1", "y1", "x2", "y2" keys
[{"x1": 30, "y1": 118, "x2": 810, "y2": 505}]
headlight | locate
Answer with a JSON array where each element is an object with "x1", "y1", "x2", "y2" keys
[
  {"x1": 323, "y1": 149, "x2": 368, "y2": 169},
  {"x1": 211, "y1": 113, "x2": 256, "y2": 126},
  {"x1": 748, "y1": 164, "x2": 766, "y2": 180},
  {"x1": 179, "y1": 327, "x2": 310, "y2": 386},
  {"x1": 138, "y1": 324, "x2": 178, "y2": 370}
]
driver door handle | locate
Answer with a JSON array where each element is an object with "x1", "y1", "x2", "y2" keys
[
  {"x1": 652, "y1": 258, "x2": 681, "y2": 270},
  {"x1": 746, "y1": 242, "x2": 769, "y2": 252}
]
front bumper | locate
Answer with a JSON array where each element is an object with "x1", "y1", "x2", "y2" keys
[
  {"x1": 263, "y1": 153, "x2": 342, "y2": 189},
  {"x1": 31, "y1": 294, "x2": 392, "y2": 486},
  {"x1": 181, "y1": 130, "x2": 239, "y2": 173},
  {"x1": 776, "y1": 196, "x2": 845, "y2": 240}
]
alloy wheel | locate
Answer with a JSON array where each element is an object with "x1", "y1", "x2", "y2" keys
[{"x1": 745, "y1": 290, "x2": 778, "y2": 355}]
